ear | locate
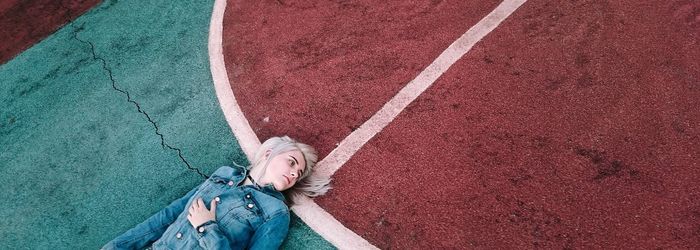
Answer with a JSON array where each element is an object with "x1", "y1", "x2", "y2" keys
[{"x1": 264, "y1": 149, "x2": 272, "y2": 159}]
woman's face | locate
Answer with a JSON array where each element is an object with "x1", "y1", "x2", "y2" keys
[{"x1": 259, "y1": 149, "x2": 307, "y2": 191}]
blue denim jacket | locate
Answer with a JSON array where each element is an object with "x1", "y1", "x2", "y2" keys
[{"x1": 102, "y1": 164, "x2": 290, "y2": 250}]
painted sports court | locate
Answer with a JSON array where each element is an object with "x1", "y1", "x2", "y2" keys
[{"x1": 1, "y1": 0, "x2": 698, "y2": 249}]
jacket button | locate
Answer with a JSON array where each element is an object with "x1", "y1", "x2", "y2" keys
[
  {"x1": 247, "y1": 203, "x2": 254, "y2": 209},
  {"x1": 214, "y1": 196, "x2": 221, "y2": 203},
  {"x1": 198, "y1": 226, "x2": 206, "y2": 233},
  {"x1": 176, "y1": 232, "x2": 182, "y2": 239},
  {"x1": 227, "y1": 181, "x2": 234, "y2": 186},
  {"x1": 245, "y1": 194, "x2": 251, "y2": 199}
]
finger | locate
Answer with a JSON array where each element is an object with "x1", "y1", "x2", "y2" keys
[
  {"x1": 189, "y1": 205, "x2": 195, "y2": 212},
  {"x1": 197, "y1": 198, "x2": 205, "y2": 208},
  {"x1": 210, "y1": 199, "x2": 217, "y2": 214}
]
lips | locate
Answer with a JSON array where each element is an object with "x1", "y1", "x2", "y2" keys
[{"x1": 283, "y1": 175, "x2": 291, "y2": 185}]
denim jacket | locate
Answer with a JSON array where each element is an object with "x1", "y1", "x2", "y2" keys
[{"x1": 102, "y1": 164, "x2": 290, "y2": 250}]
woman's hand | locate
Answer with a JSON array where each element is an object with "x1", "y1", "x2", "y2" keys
[{"x1": 187, "y1": 197, "x2": 217, "y2": 228}]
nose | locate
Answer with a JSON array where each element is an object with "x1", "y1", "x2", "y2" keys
[{"x1": 290, "y1": 172, "x2": 297, "y2": 178}]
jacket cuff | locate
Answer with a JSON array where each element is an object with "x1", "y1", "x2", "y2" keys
[{"x1": 195, "y1": 220, "x2": 217, "y2": 234}]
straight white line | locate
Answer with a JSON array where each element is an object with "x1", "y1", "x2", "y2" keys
[
  {"x1": 314, "y1": 0, "x2": 528, "y2": 178},
  {"x1": 208, "y1": 0, "x2": 376, "y2": 249}
]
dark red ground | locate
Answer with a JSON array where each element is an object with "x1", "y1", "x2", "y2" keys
[
  {"x1": 0, "y1": 0, "x2": 100, "y2": 64},
  {"x1": 227, "y1": 0, "x2": 699, "y2": 248},
  {"x1": 223, "y1": 0, "x2": 500, "y2": 157}
]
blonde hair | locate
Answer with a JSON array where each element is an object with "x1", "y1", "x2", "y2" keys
[{"x1": 251, "y1": 136, "x2": 331, "y2": 197}]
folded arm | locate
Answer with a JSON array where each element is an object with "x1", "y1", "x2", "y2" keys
[{"x1": 101, "y1": 183, "x2": 202, "y2": 250}]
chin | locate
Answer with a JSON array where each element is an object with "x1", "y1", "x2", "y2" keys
[{"x1": 274, "y1": 182, "x2": 287, "y2": 191}]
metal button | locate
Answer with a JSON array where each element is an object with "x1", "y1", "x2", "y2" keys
[
  {"x1": 245, "y1": 194, "x2": 251, "y2": 199},
  {"x1": 176, "y1": 232, "x2": 182, "y2": 239},
  {"x1": 247, "y1": 203, "x2": 254, "y2": 209},
  {"x1": 198, "y1": 226, "x2": 205, "y2": 233},
  {"x1": 227, "y1": 181, "x2": 234, "y2": 186},
  {"x1": 215, "y1": 196, "x2": 221, "y2": 203}
]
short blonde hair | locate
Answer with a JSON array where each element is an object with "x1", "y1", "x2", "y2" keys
[{"x1": 251, "y1": 136, "x2": 330, "y2": 197}]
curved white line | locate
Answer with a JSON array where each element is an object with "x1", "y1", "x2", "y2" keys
[
  {"x1": 290, "y1": 195, "x2": 378, "y2": 249},
  {"x1": 207, "y1": 0, "x2": 376, "y2": 249},
  {"x1": 208, "y1": 0, "x2": 261, "y2": 156}
]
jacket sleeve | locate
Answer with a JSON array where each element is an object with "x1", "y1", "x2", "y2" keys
[
  {"x1": 101, "y1": 183, "x2": 202, "y2": 250},
  {"x1": 248, "y1": 212, "x2": 290, "y2": 250},
  {"x1": 195, "y1": 221, "x2": 232, "y2": 249}
]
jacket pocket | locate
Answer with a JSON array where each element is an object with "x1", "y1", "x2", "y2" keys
[
  {"x1": 217, "y1": 208, "x2": 254, "y2": 246},
  {"x1": 198, "y1": 170, "x2": 235, "y2": 196}
]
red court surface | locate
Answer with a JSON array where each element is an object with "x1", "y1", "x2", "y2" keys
[
  {"x1": 227, "y1": 0, "x2": 700, "y2": 248},
  {"x1": 224, "y1": 0, "x2": 500, "y2": 157},
  {"x1": 0, "y1": 0, "x2": 100, "y2": 64}
]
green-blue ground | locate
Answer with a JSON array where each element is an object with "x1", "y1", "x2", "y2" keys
[{"x1": 0, "y1": 0, "x2": 334, "y2": 249}]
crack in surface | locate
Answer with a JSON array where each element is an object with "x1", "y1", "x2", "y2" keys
[{"x1": 67, "y1": 20, "x2": 208, "y2": 179}]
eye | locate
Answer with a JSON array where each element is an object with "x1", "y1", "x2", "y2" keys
[{"x1": 289, "y1": 159, "x2": 295, "y2": 166}]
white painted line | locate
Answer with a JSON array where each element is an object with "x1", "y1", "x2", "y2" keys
[
  {"x1": 209, "y1": 0, "x2": 261, "y2": 158},
  {"x1": 314, "y1": 0, "x2": 528, "y2": 178},
  {"x1": 208, "y1": 0, "x2": 377, "y2": 249},
  {"x1": 210, "y1": 0, "x2": 526, "y2": 248},
  {"x1": 291, "y1": 195, "x2": 378, "y2": 249}
]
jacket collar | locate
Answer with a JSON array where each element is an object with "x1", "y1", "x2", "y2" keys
[
  {"x1": 259, "y1": 183, "x2": 287, "y2": 202},
  {"x1": 230, "y1": 164, "x2": 286, "y2": 202}
]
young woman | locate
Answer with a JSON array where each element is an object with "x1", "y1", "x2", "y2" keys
[{"x1": 102, "y1": 136, "x2": 330, "y2": 249}]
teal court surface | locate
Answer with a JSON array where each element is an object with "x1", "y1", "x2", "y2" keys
[{"x1": 0, "y1": 0, "x2": 330, "y2": 248}]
